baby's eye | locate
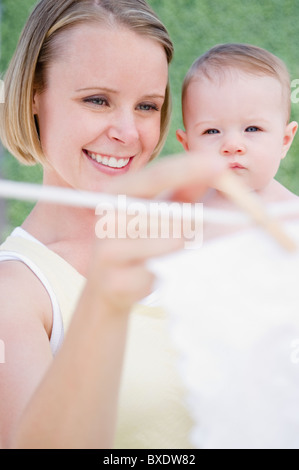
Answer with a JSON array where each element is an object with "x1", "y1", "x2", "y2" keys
[
  {"x1": 83, "y1": 96, "x2": 109, "y2": 107},
  {"x1": 245, "y1": 126, "x2": 260, "y2": 132},
  {"x1": 204, "y1": 129, "x2": 220, "y2": 135},
  {"x1": 137, "y1": 103, "x2": 159, "y2": 112}
]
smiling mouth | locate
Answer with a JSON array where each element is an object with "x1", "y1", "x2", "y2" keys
[{"x1": 84, "y1": 149, "x2": 132, "y2": 169}]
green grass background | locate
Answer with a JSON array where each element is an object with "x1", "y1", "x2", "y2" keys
[{"x1": 1, "y1": 0, "x2": 299, "y2": 235}]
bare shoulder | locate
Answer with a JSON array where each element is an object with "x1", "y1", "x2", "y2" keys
[
  {"x1": 0, "y1": 260, "x2": 54, "y2": 448},
  {"x1": 0, "y1": 260, "x2": 52, "y2": 337},
  {"x1": 268, "y1": 180, "x2": 299, "y2": 202},
  {"x1": 269, "y1": 182, "x2": 299, "y2": 222}
]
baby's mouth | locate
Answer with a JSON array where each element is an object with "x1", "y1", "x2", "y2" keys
[
  {"x1": 84, "y1": 149, "x2": 132, "y2": 169},
  {"x1": 229, "y1": 162, "x2": 246, "y2": 170}
]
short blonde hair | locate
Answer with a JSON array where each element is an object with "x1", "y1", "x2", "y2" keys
[
  {"x1": 182, "y1": 43, "x2": 291, "y2": 124},
  {"x1": 0, "y1": 0, "x2": 173, "y2": 166}
]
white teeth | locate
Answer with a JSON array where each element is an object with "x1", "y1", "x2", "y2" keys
[
  {"x1": 87, "y1": 151, "x2": 130, "y2": 168},
  {"x1": 109, "y1": 157, "x2": 117, "y2": 168}
]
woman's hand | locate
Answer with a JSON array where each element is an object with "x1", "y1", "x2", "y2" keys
[
  {"x1": 89, "y1": 152, "x2": 227, "y2": 312},
  {"x1": 102, "y1": 151, "x2": 226, "y2": 202},
  {"x1": 88, "y1": 235, "x2": 184, "y2": 314}
]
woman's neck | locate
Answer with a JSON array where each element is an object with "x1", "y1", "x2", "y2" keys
[
  {"x1": 22, "y1": 199, "x2": 96, "y2": 242},
  {"x1": 21, "y1": 201, "x2": 98, "y2": 277}
]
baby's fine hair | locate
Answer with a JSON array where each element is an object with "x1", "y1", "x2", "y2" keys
[{"x1": 182, "y1": 43, "x2": 291, "y2": 122}]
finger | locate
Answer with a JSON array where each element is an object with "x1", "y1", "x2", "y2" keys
[
  {"x1": 97, "y1": 264, "x2": 157, "y2": 310},
  {"x1": 94, "y1": 236, "x2": 184, "y2": 266},
  {"x1": 101, "y1": 152, "x2": 227, "y2": 201},
  {"x1": 168, "y1": 182, "x2": 211, "y2": 203}
]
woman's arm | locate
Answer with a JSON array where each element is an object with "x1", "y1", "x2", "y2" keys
[
  {"x1": 0, "y1": 153, "x2": 226, "y2": 449},
  {"x1": 0, "y1": 236, "x2": 182, "y2": 449},
  {"x1": 0, "y1": 261, "x2": 54, "y2": 448}
]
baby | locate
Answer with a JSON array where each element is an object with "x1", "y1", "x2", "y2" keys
[{"x1": 176, "y1": 43, "x2": 299, "y2": 239}]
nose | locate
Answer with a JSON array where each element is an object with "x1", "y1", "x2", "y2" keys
[
  {"x1": 220, "y1": 137, "x2": 246, "y2": 157},
  {"x1": 107, "y1": 110, "x2": 139, "y2": 145}
]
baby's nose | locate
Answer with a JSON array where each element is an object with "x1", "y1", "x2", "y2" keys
[{"x1": 220, "y1": 139, "x2": 246, "y2": 156}]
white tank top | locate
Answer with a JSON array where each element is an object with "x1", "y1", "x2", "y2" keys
[{"x1": 0, "y1": 228, "x2": 193, "y2": 448}]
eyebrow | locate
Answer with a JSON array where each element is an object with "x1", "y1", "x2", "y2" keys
[
  {"x1": 142, "y1": 94, "x2": 165, "y2": 100},
  {"x1": 75, "y1": 87, "x2": 118, "y2": 93},
  {"x1": 194, "y1": 117, "x2": 271, "y2": 128},
  {"x1": 194, "y1": 120, "x2": 218, "y2": 129}
]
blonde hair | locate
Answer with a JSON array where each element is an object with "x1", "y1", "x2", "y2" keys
[
  {"x1": 182, "y1": 43, "x2": 291, "y2": 123},
  {"x1": 0, "y1": 0, "x2": 173, "y2": 166}
]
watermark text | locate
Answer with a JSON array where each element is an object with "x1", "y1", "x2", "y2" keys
[
  {"x1": 291, "y1": 79, "x2": 299, "y2": 104},
  {"x1": 0, "y1": 339, "x2": 5, "y2": 364},
  {"x1": 95, "y1": 195, "x2": 203, "y2": 249},
  {"x1": 0, "y1": 79, "x2": 4, "y2": 103},
  {"x1": 290, "y1": 339, "x2": 299, "y2": 364}
]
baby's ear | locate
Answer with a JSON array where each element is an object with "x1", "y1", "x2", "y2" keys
[
  {"x1": 282, "y1": 121, "x2": 298, "y2": 159},
  {"x1": 176, "y1": 129, "x2": 189, "y2": 151}
]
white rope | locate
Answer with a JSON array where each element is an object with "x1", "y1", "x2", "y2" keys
[
  {"x1": 1, "y1": 178, "x2": 299, "y2": 225},
  {"x1": 0, "y1": 178, "x2": 121, "y2": 209},
  {"x1": 0, "y1": 178, "x2": 202, "y2": 223}
]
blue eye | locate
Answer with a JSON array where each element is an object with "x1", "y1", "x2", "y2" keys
[
  {"x1": 246, "y1": 126, "x2": 259, "y2": 132},
  {"x1": 204, "y1": 129, "x2": 219, "y2": 134},
  {"x1": 138, "y1": 103, "x2": 159, "y2": 112},
  {"x1": 84, "y1": 96, "x2": 108, "y2": 107}
]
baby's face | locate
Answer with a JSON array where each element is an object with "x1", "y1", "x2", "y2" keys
[{"x1": 177, "y1": 70, "x2": 297, "y2": 192}]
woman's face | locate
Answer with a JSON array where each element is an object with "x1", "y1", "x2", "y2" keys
[{"x1": 33, "y1": 24, "x2": 169, "y2": 191}]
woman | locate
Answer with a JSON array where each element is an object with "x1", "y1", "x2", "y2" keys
[{"x1": 0, "y1": 0, "x2": 224, "y2": 448}]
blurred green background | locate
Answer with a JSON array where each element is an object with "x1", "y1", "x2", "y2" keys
[{"x1": 1, "y1": 0, "x2": 299, "y2": 239}]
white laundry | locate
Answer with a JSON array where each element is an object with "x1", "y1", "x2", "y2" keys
[{"x1": 150, "y1": 218, "x2": 299, "y2": 449}]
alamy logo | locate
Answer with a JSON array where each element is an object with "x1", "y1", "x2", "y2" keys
[
  {"x1": 290, "y1": 339, "x2": 299, "y2": 365},
  {"x1": 291, "y1": 79, "x2": 299, "y2": 104},
  {"x1": 0, "y1": 340, "x2": 5, "y2": 364},
  {"x1": 0, "y1": 79, "x2": 4, "y2": 103},
  {"x1": 95, "y1": 195, "x2": 203, "y2": 249}
]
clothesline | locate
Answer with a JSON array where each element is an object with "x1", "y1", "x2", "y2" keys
[{"x1": 0, "y1": 177, "x2": 298, "y2": 251}]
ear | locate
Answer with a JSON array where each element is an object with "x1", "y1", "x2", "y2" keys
[
  {"x1": 281, "y1": 121, "x2": 298, "y2": 159},
  {"x1": 32, "y1": 89, "x2": 39, "y2": 115},
  {"x1": 176, "y1": 129, "x2": 189, "y2": 151}
]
